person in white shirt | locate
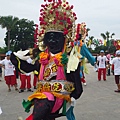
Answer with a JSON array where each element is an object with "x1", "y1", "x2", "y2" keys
[
  {"x1": 97, "y1": 50, "x2": 108, "y2": 81},
  {"x1": 111, "y1": 50, "x2": 120, "y2": 92},
  {"x1": 0, "y1": 51, "x2": 18, "y2": 92}
]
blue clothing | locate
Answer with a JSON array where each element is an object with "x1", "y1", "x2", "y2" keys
[
  {"x1": 80, "y1": 44, "x2": 95, "y2": 66},
  {"x1": 66, "y1": 106, "x2": 76, "y2": 120}
]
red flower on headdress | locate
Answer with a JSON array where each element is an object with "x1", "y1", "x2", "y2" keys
[
  {"x1": 64, "y1": 16, "x2": 67, "y2": 20},
  {"x1": 40, "y1": 13, "x2": 43, "y2": 16},
  {"x1": 53, "y1": 20, "x2": 56, "y2": 24},
  {"x1": 43, "y1": 22, "x2": 47, "y2": 25},
  {"x1": 59, "y1": 22, "x2": 63, "y2": 25},
  {"x1": 70, "y1": 5, "x2": 74, "y2": 9},
  {"x1": 70, "y1": 42, "x2": 74, "y2": 47},
  {"x1": 41, "y1": 4, "x2": 45, "y2": 8},
  {"x1": 64, "y1": 12, "x2": 66, "y2": 16},
  {"x1": 43, "y1": 12, "x2": 46, "y2": 15},
  {"x1": 45, "y1": 4, "x2": 48, "y2": 7},
  {"x1": 55, "y1": 11, "x2": 59, "y2": 17},
  {"x1": 40, "y1": 22, "x2": 43, "y2": 25},
  {"x1": 39, "y1": 17, "x2": 44, "y2": 21},
  {"x1": 67, "y1": 18, "x2": 71, "y2": 24},
  {"x1": 66, "y1": 2, "x2": 69, "y2": 4},
  {"x1": 40, "y1": 9, "x2": 43, "y2": 12},
  {"x1": 50, "y1": 10, "x2": 53, "y2": 14},
  {"x1": 36, "y1": 24, "x2": 38, "y2": 27},
  {"x1": 75, "y1": 17, "x2": 77, "y2": 20},
  {"x1": 63, "y1": 28, "x2": 68, "y2": 35},
  {"x1": 66, "y1": 7, "x2": 69, "y2": 10},
  {"x1": 58, "y1": 1, "x2": 62, "y2": 4},
  {"x1": 48, "y1": 0, "x2": 53, "y2": 2},
  {"x1": 63, "y1": 4, "x2": 66, "y2": 7},
  {"x1": 73, "y1": 12, "x2": 76, "y2": 16}
]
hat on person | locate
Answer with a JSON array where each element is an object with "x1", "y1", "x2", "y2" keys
[
  {"x1": 6, "y1": 50, "x2": 12, "y2": 56},
  {"x1": 116, "y1": 50, "x2": 120, "y2": 55},
  {"x1": 100, "y1": 50, "x2": 104, "y2": 53}
]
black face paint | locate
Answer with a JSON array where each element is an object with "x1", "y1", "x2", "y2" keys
[{"x1": 43, "y1": 31, "x2": 65, "y2": 54}]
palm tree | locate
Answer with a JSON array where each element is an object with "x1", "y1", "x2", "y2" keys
[
  {"x1": 0, "y1": 16, "x2": 19, "y2": 50},
  {"x1": 100, "y1": 31, "x2": 115, "y2": 51},
  {"x1": 88, "y1": 36, "x2": 94, "y2": 48},
  {"x1": 86, "y1": 28, "x2": 90, "y2": 36}
]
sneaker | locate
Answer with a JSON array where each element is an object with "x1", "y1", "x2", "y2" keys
[
  {"x1": 34, "y1": 86, "x2": 37, "y2": 89},
  {"x1": 27, "y1": 89, "x2": 33, "y2": 92},
  {"x1": 83, "y1": 83, "x2": 87, "y2": 86},
  {"x1": 19, "y1": 89, "x2": 24, "y2": 93}
]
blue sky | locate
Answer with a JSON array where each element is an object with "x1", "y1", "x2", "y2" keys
[{"x1": 0, "y1": 0, "x2": 120, "y2": 47}]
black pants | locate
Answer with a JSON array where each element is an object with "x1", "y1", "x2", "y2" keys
[{"x1": 33, "y1": 98, "x2": 55, "y2": 120}]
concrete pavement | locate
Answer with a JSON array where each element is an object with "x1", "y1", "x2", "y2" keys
[{"x1": 0, "y1": 64, "x2": 120, "y2": 120}]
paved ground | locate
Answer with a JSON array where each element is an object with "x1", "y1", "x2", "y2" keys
[{"x1": 0, "y1": 64, "x2": 120, "y2": 120}]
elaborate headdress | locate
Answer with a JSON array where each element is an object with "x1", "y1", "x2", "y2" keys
[{"x1": 37, "y1": 0, "x2": 77, "y2": 51}]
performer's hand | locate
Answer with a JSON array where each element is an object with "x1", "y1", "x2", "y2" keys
[{"x1": 71, "y1": 97, "x2": 76, "y2": 106}]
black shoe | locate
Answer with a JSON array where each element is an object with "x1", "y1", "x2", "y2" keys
[
  {"x1": 19, "y1": 89, "x2": 24, "y2": 93},
  {"x1": 27, "y1": 89, "x2": 33, "y2": 92},
  {"x1": 34, "y1": 86, "x2": 37, "y2": 89},
  {"x1": 114, "y1": 89, "x2": 120, "y2": 93}
]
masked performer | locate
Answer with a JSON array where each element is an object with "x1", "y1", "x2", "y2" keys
[{"x1": 10, "y1": 0, "x2": 95, "y2": 120}]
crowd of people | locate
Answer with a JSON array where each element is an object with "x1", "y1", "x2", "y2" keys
[
  {"x1": 95, "y1": 50, "x2": 120, "y2": 93},
  {"x1": 1, "y1": 49, "x2": 120, "y2": 94},
  {"x1": 0, "y1": 51, "x2": 38, "y2": 93}
]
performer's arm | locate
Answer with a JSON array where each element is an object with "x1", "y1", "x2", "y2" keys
[
  {"x1": 66, "y1": 63, "x2": 83, "y2": 100},
  {"x1": 10, "y1": 53, "x2": 40, "y2": 74}
]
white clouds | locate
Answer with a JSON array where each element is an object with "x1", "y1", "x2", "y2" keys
[{"x1": 0, "y1": 0, "x2": 120, "y2": 47}]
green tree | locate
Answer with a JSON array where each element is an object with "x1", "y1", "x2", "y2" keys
[
  {"x1": 100, "y1": 31, "x2": 115, "y2": 51},
  {"x1": 93, "y1": 39, "x2": 100, "y2": 47},
  {"x1": 86, "y1": 28, "x2": 90, "y2": 36},
  {"x1": 4, "y1": 18, "x2": 35, "y2": 51},
  {"x1": 87, "y1": 36, "x2": 94, "y2": 48},
  {"x1": 0, "y1": 46, "x2": 8, "y2": 54},
  {"x1": 0, "y1": 16, "x2": 19, "y2": 50}
]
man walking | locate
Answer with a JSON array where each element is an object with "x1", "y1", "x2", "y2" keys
[
  {"x1": 111, "y1": 50, "x2": 120, "y2": 92},
  {"x1": 97, "y1": 50, "x2": 108, "y2": 81}
]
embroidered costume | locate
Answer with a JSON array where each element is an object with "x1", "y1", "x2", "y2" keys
[{"x1": 10, "y1": 0, "x2": 94, "y2": 120}]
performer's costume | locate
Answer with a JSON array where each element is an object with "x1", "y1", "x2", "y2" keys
[{"x1": 10, "y1": 0, "x2": 95, "y2": 120}]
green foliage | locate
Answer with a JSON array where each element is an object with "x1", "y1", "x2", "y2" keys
[
  {"x1": 0, "y1": 16, "x2": 19, "y2": 30},
  {"x1": 0, "y1": 47, "x2": 8, "y2": 54},
  {"x1": 4, "y1": 18, "x2": 35, "y2": 51},
  {"x1": 92, "y1": 45, "x2": 116, "y2": 54},
  {"x1": 0, "y1": 16, "x2": 19, "y2": 50}
]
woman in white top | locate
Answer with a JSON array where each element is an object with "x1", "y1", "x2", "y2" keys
[{"x1": 111, "y1": 50, "x2": 120, "y2": 92}]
